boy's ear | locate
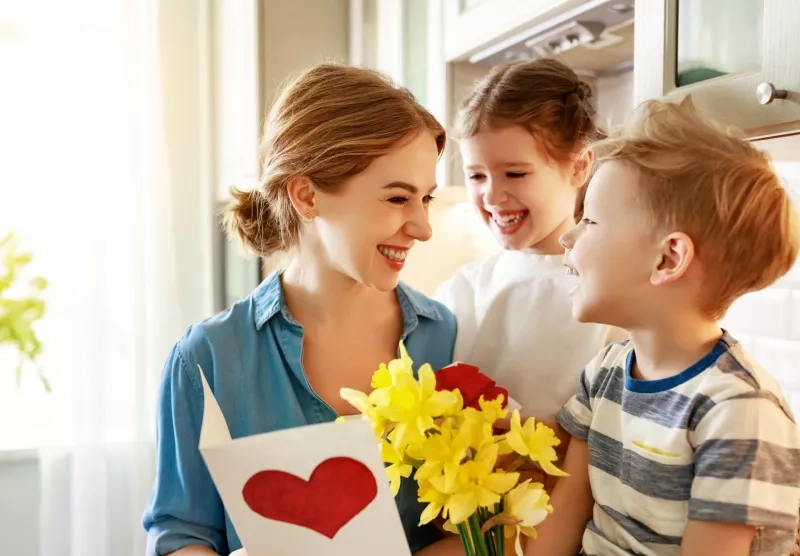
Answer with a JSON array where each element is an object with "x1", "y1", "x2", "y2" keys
[
  {"x1": 570, "y1": 150, "x2": 594, "y2": 188},
  {"x1": 651, "y1": 232, "x2": 694, "y2": 286}
]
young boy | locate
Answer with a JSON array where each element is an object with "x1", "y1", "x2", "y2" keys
[{"x1": 527, "y1": 98, "x2": 800, "y2": 556}]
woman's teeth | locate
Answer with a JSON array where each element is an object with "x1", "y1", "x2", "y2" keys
[
  {"x1": 565, "y1": 267, "x2": 579, "y2": 276},
  {"x1": 378, "y1": 246, "x2": 407, "y2": 261},
  {"x1": 492, "y1": 212, "x2": 526, "y2": 227}
]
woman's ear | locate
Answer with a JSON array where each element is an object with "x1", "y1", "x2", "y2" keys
[
  {"x1": 570, "y1": 150, "x2": 594, "y2": 189},
  {"x1": 286, "y1": 176, "x2": 317, "y2": 220}
]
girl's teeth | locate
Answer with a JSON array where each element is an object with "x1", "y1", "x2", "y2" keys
[
  {"x1": 493, "y1": 213, "x2": 525, "y2": 227},
  {"x1": 565, "y1": 268, "x2": 579, "y2": 276},
  {"x1": 378, "y1": 246, "x2": 407, "y2": 261}
]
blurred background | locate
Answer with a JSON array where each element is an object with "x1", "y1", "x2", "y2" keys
[{"x1": 1, "y1": 0, "x2": 798, "y2": 554}]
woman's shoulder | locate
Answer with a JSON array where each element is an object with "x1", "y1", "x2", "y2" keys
[{"x1": 167, "y1": 293, "x2": 265, "y2": 392}]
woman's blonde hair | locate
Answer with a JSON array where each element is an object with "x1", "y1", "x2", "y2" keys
[
  {"x1": 224, "y1": 63, "x2": 446, "y2": 256},
  {"x1": 455, "y1": 58, "x2": 600, "y2": 219}
]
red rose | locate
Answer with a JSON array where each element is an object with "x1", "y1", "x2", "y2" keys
[{"x1": 434, "y1": 362, "x2": 509, "y2": 410}]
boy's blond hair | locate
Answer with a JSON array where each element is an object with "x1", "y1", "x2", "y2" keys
[{"x1": 591, "y1": 98, "x2": 799, "y2": 318}]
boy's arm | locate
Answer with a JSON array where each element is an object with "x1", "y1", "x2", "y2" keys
[
  {"x1": 523, "y1": 437, "x2": 593, "y2": 556},
  {"x1": 524, "y1": 357, "x2": 603, "y2": 556},
  {"x1": 680, "y1": 521, "x2": 755, "y2": 556}
]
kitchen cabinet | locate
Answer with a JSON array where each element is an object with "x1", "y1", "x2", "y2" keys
[
  {"x1": 442, "y1": 0, "x2": 589, "y2": 62},
  {"x1": 635, "y1": 0, "x2": 800, "y2": 137}
]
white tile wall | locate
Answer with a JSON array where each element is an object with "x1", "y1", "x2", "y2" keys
[{"x1": 721, "y1": 162, "x2": 800, "y2": 417}]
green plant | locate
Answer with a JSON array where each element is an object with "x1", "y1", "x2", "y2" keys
[{"x1": 0, "y1": 232, "x2": 49, "y2": 391}]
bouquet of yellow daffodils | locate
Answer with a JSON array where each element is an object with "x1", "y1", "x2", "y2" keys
[{"x1": 340, "y1": 345, "x2": 567, "y2": 556}]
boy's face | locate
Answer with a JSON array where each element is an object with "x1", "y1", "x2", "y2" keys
[{"x1": 560, "y1": 160, "x2": 661, "y2": 327}]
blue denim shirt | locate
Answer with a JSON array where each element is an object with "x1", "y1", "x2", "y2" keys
[{"x1": 142, "y1": 272, "x2": 456, "y2": 555}]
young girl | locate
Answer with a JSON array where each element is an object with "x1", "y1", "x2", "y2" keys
[
  {"x1": 142, "y1": 63, "x2": 454, "y2": 556},
  {"x1": 435, "y1": 58, "x2": 621, "y2": 426}
]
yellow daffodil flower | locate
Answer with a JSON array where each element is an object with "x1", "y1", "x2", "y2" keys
[
  {"x1": 505, "y1": 410, "x2": 568, "y2": 477},
  {"x1": 376, "y1": 361, "x2": 461, "y2": 456},
  {"x1": 503, "y1": 479, "x2": 553, "y2": 556},
  {"x1": 418, "y1": 478, "x2": 451, "y2": 525},
  {"x1": 381, "y1": 440, "x2": 413, "y2": 496},
  {"x1": 429, "y1": 443, "x2": 519, "y2": 524},
  {"x1": 339, "y1": 387, "x2": 389, "y2": 437},
  {"x1": 478, "y1": 394, "x2": 508, "y2": 424}
]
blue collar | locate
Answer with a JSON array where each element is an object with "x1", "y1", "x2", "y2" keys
[{"x1": 252, "y1": 271, "x2": 445, "y2": 331}]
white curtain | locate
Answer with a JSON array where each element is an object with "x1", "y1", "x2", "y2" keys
[{"x1": 0, "y1": 0, "x2": 215, "y2": 554}]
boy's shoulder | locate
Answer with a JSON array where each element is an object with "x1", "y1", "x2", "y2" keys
[
  {"x1": 691, "y1": 332, "x2": 795, "y2": 420},
  {"x1": 584, "y1": 340, "x2": 632, "y2": 380}
]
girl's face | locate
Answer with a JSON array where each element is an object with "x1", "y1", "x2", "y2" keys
[
  {"x1": 460, "y1": 125, "x2": 586, "y2": 254},
  {"x1": 308, "y1": 131, "x2": 439, "y2": 292}
]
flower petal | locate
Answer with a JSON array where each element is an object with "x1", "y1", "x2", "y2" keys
[
  {"x1": 483, "y1": 471, "x2": 520, "y2": 494},
  {"x1": 419, "y1": 502, "x2": 443, "y2": 525},
  {"x1": 340, "y1": 388, "x2": 372, "y2": 414},
  {"x1": 447, "y1": 490, "x2": 478, "y2": 525}
]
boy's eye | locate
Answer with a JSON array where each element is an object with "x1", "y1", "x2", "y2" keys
[{"x1": 507, "y1": 172, "x2": 528, "y2": 179}]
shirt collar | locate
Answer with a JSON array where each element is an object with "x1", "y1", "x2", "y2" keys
[{"x1": 253, "y1": 271, "x2": 445, "y2": 330}]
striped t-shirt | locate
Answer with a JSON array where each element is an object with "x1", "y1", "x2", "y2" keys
[{"x1": 556, "y1": 333, "x2": 800, "y2": 556}]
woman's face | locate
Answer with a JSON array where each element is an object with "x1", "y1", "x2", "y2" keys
[
  {"x1": 310, "y1": 131, "x2": 439, "y2": 292},
  {"x1": 459, "y1": 125, "x2": 583, "y2": 254}
]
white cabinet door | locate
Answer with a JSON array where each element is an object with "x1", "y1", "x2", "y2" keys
[
  {"x1": 635, "y1": 0, "x2": 800, "y2": 137},
  {"x1": 443, "y1": 0, "x2": 587, "y2": 61}
]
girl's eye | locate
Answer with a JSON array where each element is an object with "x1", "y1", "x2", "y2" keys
[
  {"x1": 388, "y1": 197, "x2": 409, "y2": 205},
  {"x1": 507, "y1": 172, "x2": 528, "y2": 179},
  {"x1": 467, "y1": 173, "x2": 485, "y2": 181}
]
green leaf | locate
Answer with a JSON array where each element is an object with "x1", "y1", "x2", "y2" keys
[
  {"x1": 1, "y1": 230, "x2": 49, "y2": 392},
  {"x1": 29, "y1": 277, "x2": 48, "y2": 290}
]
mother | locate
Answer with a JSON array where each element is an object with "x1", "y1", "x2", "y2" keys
[{"x1": 142, "y1": 63, "x2": 455, "y2": 556}]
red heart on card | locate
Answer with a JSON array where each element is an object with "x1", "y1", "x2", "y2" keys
[{"x1": 242, "y1": 456, "x2": 378, "y2": 539}]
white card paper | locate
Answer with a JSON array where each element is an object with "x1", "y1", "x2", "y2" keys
[{"x1": 197, "y1": 366, "x2": 412, "y2": 556}]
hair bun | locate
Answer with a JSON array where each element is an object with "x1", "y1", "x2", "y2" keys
[{"x1": 576, "y1": 81, "x2": 592, "y2": 102}]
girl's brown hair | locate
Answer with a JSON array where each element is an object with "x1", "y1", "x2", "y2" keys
[
  {"x1": 224, "y1": 63, "x2": 446, "y2": 257},
  {"x1": 455, "y1": 58, "x2": 599, "y2": 218}
]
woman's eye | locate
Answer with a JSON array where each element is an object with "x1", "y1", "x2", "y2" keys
[
  {"x1": 467, "y1": 173, "x2": 485, "y2": 181},
  {"x1": 581, "y1": 218, "x2": 596, "y2": 225},
  {"x1": 423, "y1": 194, "x2": 435, "y2": 205},
  {"x1": 507, "y1": 172, "x2": 528, "y2": 179},
  {"x1": 388, "y1": 197, "x2": 409, "y2": 205}
]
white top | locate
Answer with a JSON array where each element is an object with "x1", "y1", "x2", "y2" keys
[{"x1": 434, "y1": 250, "x2": 617, "y2": 420}]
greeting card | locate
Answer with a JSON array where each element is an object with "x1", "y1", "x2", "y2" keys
[{"x1": 196, "y1": 367, "x2": 412, "y2": 556}]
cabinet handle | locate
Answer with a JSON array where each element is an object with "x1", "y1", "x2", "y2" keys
[{"x1": 756, "y1": 82, "x2": 789, "y2": 105}]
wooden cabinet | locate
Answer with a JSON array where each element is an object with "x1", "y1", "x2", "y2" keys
[{"x1": 635, "y1": 0, "x2": 800, "y2": 138}]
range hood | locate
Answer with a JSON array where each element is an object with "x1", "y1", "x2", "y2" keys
[{"x1": 468, "y1": 0, "x2": 635, "y2": 75}]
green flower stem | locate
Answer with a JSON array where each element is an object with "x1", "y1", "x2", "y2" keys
[
  {"x1": 495, "y1": 500, "x2": 505, "y2": 556},
  {"x1": 457, "y1": 523, "x2": 476, "y2": 556},
  {"x1": 478, "y1": 508, "x2": 498, "y2": 556},
  {"x1": 468, "y1": 514, "x2": 491, "y2": 556}
]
